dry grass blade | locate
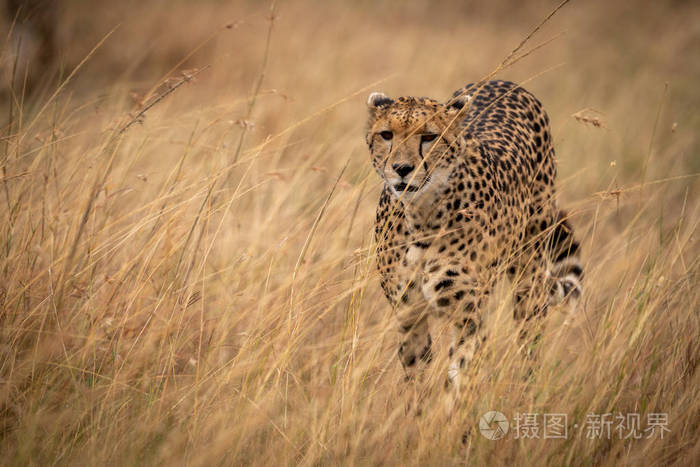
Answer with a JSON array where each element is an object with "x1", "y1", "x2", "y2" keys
[
  {"x1": 572, "y1": 107, "x2": 606, "y2": 128},
  {"x1": 118, "y1": 65, "x2": 211, "y2": 135},
  {"x1": 498, "y1": 0, "x2": 572, "y2": 70},
  {"x1": 232, "y1": 3, "x2": 276, "y2": 165},
  {"x1": 19, "y1": 26, "x2": 118, "y2": 140},
  {"x1": 290, "y1": 160, "x2": 350, "y2": 323},
  {"x1": 0, "y1": 1, "x2": 698, "y2": 465}
]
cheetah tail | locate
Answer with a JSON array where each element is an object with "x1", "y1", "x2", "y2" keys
[{"x1": 549, "y1": 210, "x2": 583, "y2": 305}]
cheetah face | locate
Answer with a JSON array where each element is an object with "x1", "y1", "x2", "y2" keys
[{"x1": 366, "y1": 93, "x2": 468, "y2": 201}]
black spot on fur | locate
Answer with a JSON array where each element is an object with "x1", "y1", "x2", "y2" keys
[{"x1": 435, "y1": 280, "x2": 454, "y2": 291}]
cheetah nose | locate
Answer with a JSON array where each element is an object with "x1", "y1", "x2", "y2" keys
[{"x1": 393, "y1": 164, "x2": 415, "y2": 178}]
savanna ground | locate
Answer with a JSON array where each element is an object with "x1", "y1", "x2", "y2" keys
[{"x1": 1, "y1": 0, "x2": 699, "y2": 465}]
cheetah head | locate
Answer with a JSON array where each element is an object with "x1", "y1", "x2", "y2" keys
[{"x1": 366, "y1": 93, "x2": 469, "y2": 202}]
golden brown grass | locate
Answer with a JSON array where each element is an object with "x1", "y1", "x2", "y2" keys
[{"x1": 1, "y1": 0, "x2": 699, "y2": 465}]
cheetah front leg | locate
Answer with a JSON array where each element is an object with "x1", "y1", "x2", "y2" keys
[
  {"x1": 392, "y1": 280, "x2": 433, "y2": 381},
  {"x1": 421, "y1": 261, "x2": 492, "y2": 410},
  {"x1": 443, "y1": 313, "x2": 485, "y2": 413},
  {"x1": 391, "y1": 301, "x2": 433, "y2": 416},
  {"x1": 396, "y1": 309, "x2": 432, "y2": 381}
]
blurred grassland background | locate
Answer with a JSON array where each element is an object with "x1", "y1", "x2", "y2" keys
[{"x1": 0, "y1": 0, "x2": 699, "y2": 464}]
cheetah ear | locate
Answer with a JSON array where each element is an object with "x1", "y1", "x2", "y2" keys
[
  {"x1": 445, "y1": 93, "x2": 470, "y2": 113},
  {"x1": 367, "y1": 92, "x2": 394, "y2": 110}
]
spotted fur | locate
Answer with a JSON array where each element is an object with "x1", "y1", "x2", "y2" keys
[{"x1": 366, "y1": 80, "x2": 582, "y2": 394}]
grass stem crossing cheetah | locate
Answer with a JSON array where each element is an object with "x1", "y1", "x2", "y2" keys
[{"x1": 366, "y1": 80, "x2": 582, "y2": 394}]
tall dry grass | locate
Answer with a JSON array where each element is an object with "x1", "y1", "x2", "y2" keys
[{"x1": 1, "y1": 0, "x2": 699, "y2": 464}]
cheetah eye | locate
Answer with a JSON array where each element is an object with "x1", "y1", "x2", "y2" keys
[
  {"x1": 379, "y1": 131, "x2": 393, "y2": 140},
  {"x1": 421, "y1": 134, "x2": 438, "y2": 143}
]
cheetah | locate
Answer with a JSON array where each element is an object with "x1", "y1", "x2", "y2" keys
[{"x1": 366, "y1": 80, "x2": 582, "y2": 396}]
